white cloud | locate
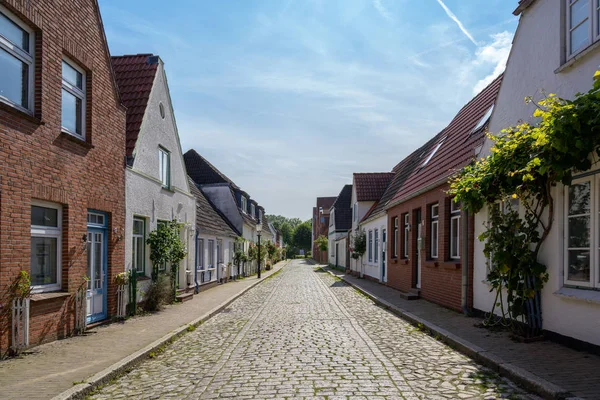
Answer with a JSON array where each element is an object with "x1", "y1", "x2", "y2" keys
[
  {"x1": 472, "y1": 31, "x2": 513, "y2": 94},
  {"x1": 373, "y1": 0, "x2": 393, "y2": 22},
  {"x1": 435, "y1": 0, "x2": 477, "y2": 45}
]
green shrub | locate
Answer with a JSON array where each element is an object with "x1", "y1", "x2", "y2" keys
[{"x1": 143, "y1": 274, "x2": 171, "y2": 312}]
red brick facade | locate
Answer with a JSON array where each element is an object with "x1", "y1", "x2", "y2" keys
[
  {"x1": 0, "y1": 0, "x2": 126, "y2": 352},
  {"x1": 312, "y1": 207, "x2": 330, "y2": 264},
  {"x1": 386, "y1": 183, "x2": 474, "y2": 311}
]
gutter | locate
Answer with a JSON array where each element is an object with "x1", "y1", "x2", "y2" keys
[{"x1": 385, "y1": 175, "x2": 450, "y2": 211}]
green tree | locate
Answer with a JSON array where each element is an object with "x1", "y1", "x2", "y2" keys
[
  {"x1": 315, "y1": 235, "x2": 328, "y2": 252},
  {"x1": 293, "y1": 221, "x2": 312, "y2": 253}
]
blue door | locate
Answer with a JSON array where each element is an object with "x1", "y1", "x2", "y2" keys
[{"x1": 87, "y1": 211, "x2": 108, "y2": 324}]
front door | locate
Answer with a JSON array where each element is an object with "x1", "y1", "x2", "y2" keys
[
  {"x1": 87, "y1": 211, "x2": 108, "y2": 324},
  {"x1": 381, "y1": 228, "x2": 387, "y2": 282},
  {"x1": 415, "y1": 210, "x2": 422, "y2": 289},
  {"x1": 335, "y1": 243, "x2": 339, "y2": 267}
]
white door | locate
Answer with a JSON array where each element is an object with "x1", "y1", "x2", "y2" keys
[{"x1": 86, "y1": 229, "x2": 107, "y2": 323}]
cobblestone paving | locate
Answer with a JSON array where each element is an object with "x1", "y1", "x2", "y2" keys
[{"x1": 89, "y1": 261, "x2": 537, "y2": 399}]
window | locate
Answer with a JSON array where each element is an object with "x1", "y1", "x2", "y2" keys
[
  {"x1": 564, "y1": 178, "x2": 600, "y2": 288},
  {"x1": 251, "y1": 203, "x2": 256, "y2": 218},
  {"x1": 208, "y1": 239, "x2": 215, "y2": 268},
  {"x1": 87, "y1": 212, "x2": 105, "y2": 226},
  {"x1": 259, "y1": 210, "x2": 263, "y2": 223},
  {"x1": 431, "y1": 204, "x2": 439, "y2": 259},
  {"x1": 450, "y1": 200, "x2": 461, "y2": 259},
  {"x1": 159, "y1": 147, "x2": 170, "y2": 188},
  {"x1": 0, "y1": 7, "x2": 34, "y2": 111},
  {"x1": 421, "y1": 137, "x2": 446, "y2": 168},
  {"x1": 368, "y1": 230, "x2": 373, "y2": 262},
  {"x1": 566, "y1": 0, "x2": 599, "y2": 58},
  {"x1": 403, "y1": 214, "x2": 409, "y2": 258},
  {"x1": 62, "y1": 59, "x2": 86, "y2": 138},
  {"x1": 374, "y1": 229, "x2": 379, "y2": 263},
  {"x1": 241, "y1": 196, "x2": 247, "y2": 214},
  {"x1": 30, "y1": 202, "x2": 62, "y2": 292},
  {"x1": 472, "y1": 105, "x2": 494, "y2": 134},
  {"x1": 217, "y1": 239, "x2": 223, "y2": 263},
  {"x1": 393, "y1": 217, "x2": 398, "y2": 257},
  {"x1": 132, "y1": 217, "x2": 146, "y2": 275}
]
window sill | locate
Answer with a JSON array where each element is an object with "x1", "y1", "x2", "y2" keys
[
  {"x1": 555, "y1": 40, "x2": 600, "y2": 74},
  {"x1": 60, "y1": 131, "x2": 94, "y2": 148},
  {"x1": 554, "y1": 287, "x2": 600, "y2": 305},
  {"x1": 0, "y1": 100, "x2": 43, "y2": 125},
  {"x1": 161, "y1": 186, "x2": 174, "y2": 193},
  {"x1": 31, "y1": 291, "x2": 71, "y2": 302}
]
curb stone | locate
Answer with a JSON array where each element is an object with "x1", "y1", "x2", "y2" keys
[
  {"x1": 323, "y1": 268, "x2": 574, "y2": 400},
  {"x1": 52, "y1": 264, "x2": 286, "y2": 400}
]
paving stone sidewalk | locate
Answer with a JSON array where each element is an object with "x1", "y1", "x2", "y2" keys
[
  {"x1": 0, "y1": 263, "x2": 285, "y2": 400},
  {"x1": 324, "y1": 267, "x2": 600, "y2": 400}
]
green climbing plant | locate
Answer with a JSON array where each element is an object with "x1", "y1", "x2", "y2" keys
[{"x1": 449, "y1": 71, "x2": 600, "y2": 336}]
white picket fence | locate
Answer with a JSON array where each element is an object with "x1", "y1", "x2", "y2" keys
[{"x1": 11, "y1": 298, "x2": 29, "y2": 353}]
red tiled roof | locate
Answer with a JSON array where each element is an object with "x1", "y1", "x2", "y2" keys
[
  {"x1": 354, "y1": 173, "x2": 395, "y2": 202},
  {"x1": 111, "y1": 54, "x2": 159, "y2": 157},
  {"x1": 317, "y1": 197, "x2": 336, "y2": 211},
  {"x1": 389, "y1": 74, "x2": 503, "y2": 205}
]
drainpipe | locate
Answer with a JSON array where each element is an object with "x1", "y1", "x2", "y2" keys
[
  {"x1": 461, "y1": 208, "x2": 470, "y2": 315},
  {"x1": 194, "y1": 230, "x2": 199, "y2": 294}
]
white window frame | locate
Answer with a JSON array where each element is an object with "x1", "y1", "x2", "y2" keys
[
  {"x1": 368, "y1": 230, "x2": 373, "y2": 262},
  {"x1": 208, "y1": 239, "x2": 215, "y2": 268},
  {"x1": 566, "y1": 0, "x2": 600, "y2": 59},
  {"x1": 450, "y1": 200, "x2": 461, "y2": 260},
  {"x1": 197, "y1": 238, "x2": 205, "y2": 270},
  {"x1": 251, "y1": 203, "x2": 255, "y2": 218},
  {"x1": 431, "y1": 204, "x2": 439, "y2": 259},
  {"x1": 403, "y1": 214, "x2": 409, "y2": 258},
  {"x1": 30, "y1": 200, "x2": 62, "y2": 293},
  {"x1": 159, "y1": 147, "x2": 170, "y2": 188},
  {"x1": 61, "y1": 57, "x2": 86, "y2": 138},
  {"x1": 132, "y1": 217, "x2": 146, "y2": 275},
  {"x1": 217, "y1": 239, "x2": 223, "y2": 263},
  {"x1": 564, "y1": 175, "x2": 600, "y2": 288},
  {"x1": 374, "y1": 229, "x2": 379, "y2": 263},
  {"x1": 393, "y1": 217, "x2": 399, "y2": 257},
  {"x1": 0, "y1": 5, "x2": 35, "y2": 112},
  {"x1": 241, "y1": 196, "x2": 247, "y2": 214}
]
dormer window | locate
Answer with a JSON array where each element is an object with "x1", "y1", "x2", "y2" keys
[
  {"x1": 421, "y1": 137, "x2": 446, "y2": 168},
  {"x1": 241, "y1": 196, "x2": 247, "y2": 213},
  {"x1": 251, "y1": 203, "x2": 255, "y2": 218}
]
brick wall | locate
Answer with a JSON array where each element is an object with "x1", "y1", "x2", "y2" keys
[
  {"x1": 386, "y1": 183, "x2": 474, "y2": 311},
  {"x1": 0, "y1": 0, "x2": 126, "y2": 352}
]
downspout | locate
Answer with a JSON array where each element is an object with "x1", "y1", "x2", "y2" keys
[
  {"x1": 194, "y1": 230, "x2": 199, "y2": 294},
  {"x1": 461, "y1": 208, "x2": 470, "y2": 315}
]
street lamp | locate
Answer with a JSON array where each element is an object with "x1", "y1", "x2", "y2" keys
[{"x1": 256, "y1": 223, "x2": 262, "y2": 279}]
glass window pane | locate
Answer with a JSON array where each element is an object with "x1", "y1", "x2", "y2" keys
[
  {"x1": 94, "y1": 235, "x2": 101, "y2": 288},
  {"x1": 0, "y1": 11, "x2": 29, "y2": 51},
  {"x1": 570, "y1": 0, "x2": 590, "y2": 28},
  {"x1": 62, "y1": 89, "x2": 83, "y2": 135},
  {"x1": 31, "y1": 237, "x2": 58, "y2": 286},
  {"x1": 451, "y1": 218, "x2": 459, "y2": 257},
  {"x1": 568, "y1": 182, "x2": 591, "y2": 215},
  {"x1": 570, "y1": 19, "x2": 590, "y2": 53},
  {"x1": 567, "y1": 249, "x2": 590, "y2": 282},
  {"x1": 0, "y1": 49, "x2": 27, "y2": 107},
  {"x1": 135, "y1": 237, "x2": 144, "y2": 273},
  {"x1": 133, "y1": 219, "x2": 144, "y2": 235},
  {"x1": 87, "y1": 235, "x2": 92, "y2": 289},
  {"x1": 62, "y1": 61, "x2": 83, "y2": 89},
  {"x1": 31, "y1": 206, "x2": 58, "y2": 227},
  {"x1": 432, "y1": 205, "x2": 439, "y2": 218},
  {"x1": 568, "y1": 216, "x2": 590, "y2": 247}
]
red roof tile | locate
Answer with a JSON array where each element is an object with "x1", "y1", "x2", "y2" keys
[
  {"x1": 111, "y1": 54, "x2": 159, "y2": 158},
  {"x1": 354, "y1": 173, "x2": 395, "y2": 202},
  {"x1": 317, "y1": 197, "x2": 336, "y2": 211},
  {"x1": 389, "y1": 74, "x2": 503, "y2": 205}
]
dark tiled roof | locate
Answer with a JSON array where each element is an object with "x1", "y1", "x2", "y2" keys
[
  {"x1": 354, "y1": 173, "x2": 395, "y2": 202},
  {"x1": 189, "y1": 177, "x2": 239, "y2": 237},
  {"x1": 184, "y1": 149, "x2": 240, "y2": 190},
  {"x1": 332, "y1": 185, "x2": 352, "y2": 231},
  {"x1": 111, "y1": 54, "x2": 159, "y2": 158},
  {"x1": 361, "y1": 135, "x2": 441, "y2": 223},
  {"x1": 317, "y1": 197, "x2": 336, "y2": 211},
  {"x1": 514, "y1": 0, "x2": 535, "y2": 15},
  {"x1": 390, "y1": 75, "x2": 503, "y2": 205}
]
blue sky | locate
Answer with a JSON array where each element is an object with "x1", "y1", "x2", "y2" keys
[{"x1": 99, "y1": 0, "x2": 518, "y2": 220}]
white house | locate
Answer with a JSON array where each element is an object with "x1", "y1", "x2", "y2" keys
[
  {"x1": 349, "y1": 173, "x2": 394, "y2": 278},
  {"x1": 112, "y1": 54, "x2": 196, "y2": 300},
  {"x1": 329, "y1": 185, "x2": 353, "y2": 269},
  {"x1": 474, "y1": 0, "x2": 600, "y2": 346}
]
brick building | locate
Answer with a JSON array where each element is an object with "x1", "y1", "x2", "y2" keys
[
  {"x1": 0, "y1": 0, "x2": 126, "y2": 352},
  {"x1": 312, "y1": 197, "x2": 336, "y2": 264},
  {"x1": 385, "y1": 76, "x2": 502, "y2": 312}
]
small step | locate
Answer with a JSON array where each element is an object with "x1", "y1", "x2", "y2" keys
[
  {"x1": 399, "y1": 290, "x2": 419, "y2": 301},
  {"x1": 176, "y1": 292, "x2": 194, "y2": 303}
]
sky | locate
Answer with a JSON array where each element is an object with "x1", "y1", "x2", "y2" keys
[{"x1": 99, "y1": 0, "x2": 519, "y2": 220}]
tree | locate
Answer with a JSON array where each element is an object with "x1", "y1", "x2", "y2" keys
[
  {"x1": 350, "y1": 230, "x2": 367, "y2": 276},
  {"x1": 293, "y1": 221, "x2": 312, "y2": 252},
  {"x1": 315, "y1": 235, "x2": 328, "y2": 252}
]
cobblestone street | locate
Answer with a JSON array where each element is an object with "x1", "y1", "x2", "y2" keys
[{"x1": 89, "y1": 260, "x2": 536, "y2": 399}]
